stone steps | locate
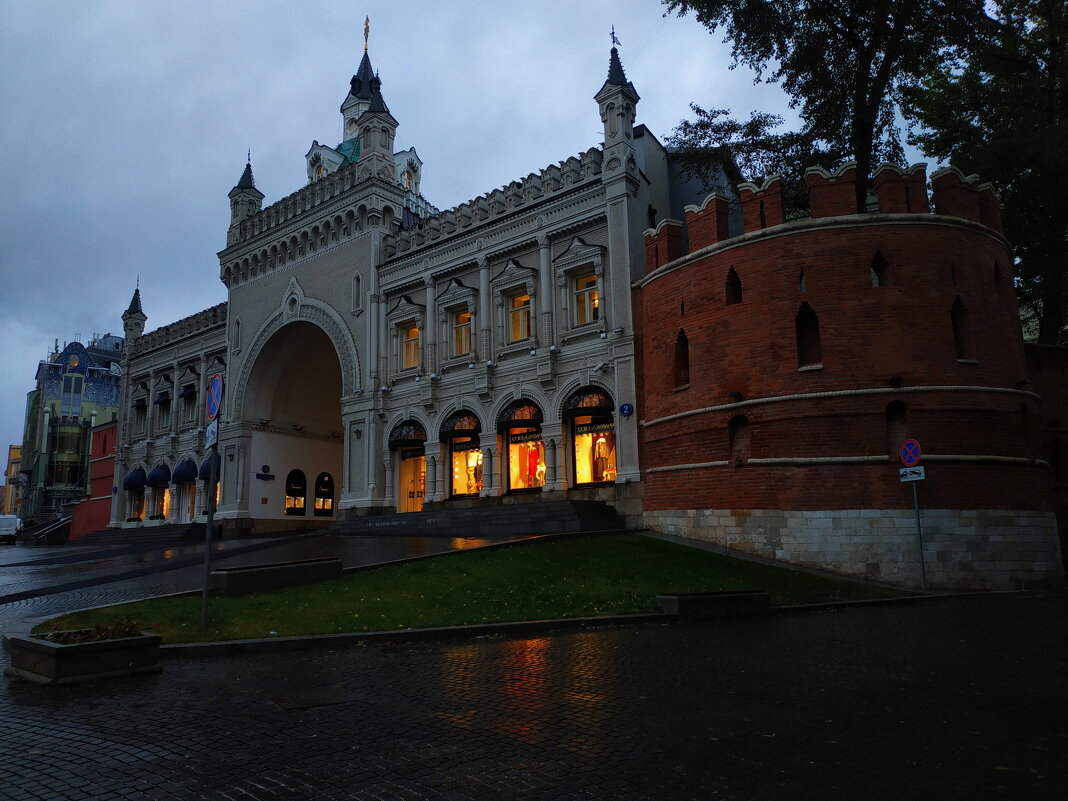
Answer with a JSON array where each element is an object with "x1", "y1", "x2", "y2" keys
[
  {"x1": 75, "y1": 522, "x2": 207, "y2": 547},
  {"x1": 324, "y1": 500, "x2": 625, "y2": 538}
]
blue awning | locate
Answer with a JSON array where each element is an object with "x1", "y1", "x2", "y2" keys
[
  {"x1": 122, "y1": 468, "x2": 146, "y2": 491},
  {"x1": 147, "y1": 464, "x2": 171, "y2": 487},
  {"x1": 198, "y1": 453, "x2": 221, "y2": 481},
  {"x1": 172, "y1": 459, "x2": 197, "y2": 484}
]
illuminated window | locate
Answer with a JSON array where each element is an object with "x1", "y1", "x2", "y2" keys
[
  {"x1": 313, "y1": 472, "x2": 334, "y2": 517},
  {"x1": 452, "y1": 311, "x2": 472, "y2": 357},
  {"x1": 440, "y1": 411, "x2": 482, "y2": 497},
  {"x1": 564, "y1": 388, "x2": 616, "y2": 485},
  {"x1": 403, "y1": 325, "x2": 420, "y2": 369},
  {"x1": 499, "y1": 401, "x2": 544, "y2": 492},
  {"x1": 574, "y1": 274, "x2": 599, "y2": 326},
  {"x1": 510, "y1": 294, "x2": 531, "y2": 342},
  {"x1": 284, "y1": 469, "x2": 307, "y2": 516}
]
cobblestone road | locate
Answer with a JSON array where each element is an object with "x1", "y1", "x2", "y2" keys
[{"x1": 1, "y1": 594, "x2": 1064, "y2": 800}]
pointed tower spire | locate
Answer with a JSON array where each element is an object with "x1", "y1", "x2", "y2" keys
[
  {"x1": 122, "y1": 285, "x2": 147, "y2": 343},
  {"x1": 227, "y1": 155, "x2": 265, "y2": 246}
]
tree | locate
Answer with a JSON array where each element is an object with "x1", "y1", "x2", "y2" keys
[
  {"x1": 907, "y1": 1, "x2": 1067, "y2": 344},
  {"x1": 666, "y1": 106, "x2": 843, "y2": 215},
  {"x1": 663, "y1": 0, "x2": 970, "y2": 213}
]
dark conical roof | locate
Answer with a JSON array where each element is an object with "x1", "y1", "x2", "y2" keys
[
  {"x1": 349, "y1": 52, "x2": 375, "y2": 99},
  {"x1": 125, "y1": 287, "x2": 143, "y2": 316},
  {"x1": 236, "y1": 161, "x2": 255, "y2": 189},
  {"x1": 606, "y1": 46, "x2": 628, "y2": 85},
  {"x1": 367, "y1": 80, "x2": 389, "y2": 113}
]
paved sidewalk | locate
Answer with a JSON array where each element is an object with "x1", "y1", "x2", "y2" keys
[{"x1": 0, "y1": 593, "x2": 1064, "y2": 800}]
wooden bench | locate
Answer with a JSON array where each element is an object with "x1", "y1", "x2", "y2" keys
[{"x1": 209, "y1": 557, "x2": 343, "y2": 595}]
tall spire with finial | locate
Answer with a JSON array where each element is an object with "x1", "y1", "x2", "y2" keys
[{"x1": 364, "y1": 15, "x2": 369, "y2": 52}]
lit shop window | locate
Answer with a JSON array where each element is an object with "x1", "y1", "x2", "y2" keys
[
  {"x1": 564, "y1": 388, "x2": 616, "y2": 485},
  {"x1": 499, "y1": 401, "x2": 544, "y2": 491},
  {"x1": 313, "y1": 472, "x2": 334, "y2": 517},
  {"x1": 440, "y1": 411, "x2": 482, "y2": 497},
  {"x1": 285, "y1": 469, "x2": 307, "y2": 516}
]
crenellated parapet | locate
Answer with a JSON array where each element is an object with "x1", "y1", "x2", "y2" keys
[
  {"x1": 383, "y1": 147, "x2": 604, "y2": 259},
  {"x1": 643, "y1": 162, "x2": 1007, "y2": 271},
  {"x1": 930, "y1": 166, "x2": 1004, "y2": 235},
  {"x1": 134, "y1": 303, "x2": 228, "y2": 356}
]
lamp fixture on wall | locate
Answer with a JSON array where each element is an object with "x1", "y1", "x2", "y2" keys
[
  {"x1": 529, "y1": 348, "x2": 537, "y2": 356},
  {"x1": 354, "y1": 429, "x2": 362, "y2": 440}
]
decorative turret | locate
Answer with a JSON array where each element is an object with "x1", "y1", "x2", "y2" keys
[
  {"x1": 595, "y1": 39, "x2": 640, "y2": 199},
  {"x1": 354, "y1": 71, "x2": 399, "y2": 187},
  {"x1": 121, "y1": 286, "x2": 147, "y2": 343},
  {"x1": 227, "y1": 157, "x2": 264, "y2": 245},
  {"x1": 340, "y1": 27, "x2": 378, "y2": 140},
  {"x1": 595, "y1": 45, "x2": 639, "y2": 147}
]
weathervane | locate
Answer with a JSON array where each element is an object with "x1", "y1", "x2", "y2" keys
[
  {"x1": 611, "y1": 25, "x2": 621, "y2": 47},
  {"x1": 364, "y1": 16, "x2": 370, "y2": 52}
]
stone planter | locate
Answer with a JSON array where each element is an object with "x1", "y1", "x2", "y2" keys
[
  {"x1": 657, "y1": 590, "x2": 771, "y2": 619},
  {"x1": 3, "y1": 631, "x2": 162, "y2": 685}
]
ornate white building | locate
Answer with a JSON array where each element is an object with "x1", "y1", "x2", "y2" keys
[{"x1": 110, "y1": 36, "x2": 688, "y2": 535}]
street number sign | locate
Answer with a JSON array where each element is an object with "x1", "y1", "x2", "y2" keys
[
  {"x1": 899, "y1": 439, "x2": 921, "y2": 467},
  {"x1": 206, "y1": 373, "x2": 224, "y2": 421},
  {"x1": 205, "y1": 419, "x2": 219, "y2": 449}
]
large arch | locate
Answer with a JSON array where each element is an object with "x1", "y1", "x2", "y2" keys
[
  {"x1": 232, "y1": 296, "x2": 360, "y2": 419},
  {"x1": 237, "y1": 320, "x2": 345, "y2": 524}
]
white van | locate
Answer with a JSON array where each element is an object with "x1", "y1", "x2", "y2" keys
[{"x1": 0, "y1": 514, "x2": 21, "y2": 544}]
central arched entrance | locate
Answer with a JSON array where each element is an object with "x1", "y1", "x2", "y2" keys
[{"x1": 241, "y1": 321, "x2": 343, "y2": 525}]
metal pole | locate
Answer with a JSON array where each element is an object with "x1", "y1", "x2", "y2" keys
[
  {"x1": 200, "y1": 444, "x2": 217, "y2": 630},
  {"x1": 912, "y1": 481, "x2": 926, "y2": 591}
]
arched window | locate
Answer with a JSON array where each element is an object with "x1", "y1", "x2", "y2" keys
[
  {"x1": 951, "y1": 297, "x2": 975, "y2": 360},
  {"x1": 284, "y1": 469, "x2": 307, "y2": 516},
  {"x1": 994, "y1": 264, "x2": 1004, "y2": 296},
  {"x1": 232, "y1": 319, "x2": 241, "y2": 351},
  {"x1": 725, "y1": 267, "x2": 743, "y2": 305},
  {"x1": 728, "y1": 415, "x2": 750, "y2": 466},
  {"x1": 795, "y1": 303, "x2": 822, "y2": 368},
  {"x1": 313, "y1": 472, "x2": 334, "y2": 517},
  {"x1": 674, "y1": 330, "x2": 690, "y2": 388},
  {"x1": 885, "y1": 401, "x2": 909, "y2": 457},
  {"x1": 871, "y1": 251, "x2": 887, "y2": 287},
  {"x1": 799, "y1": 269, "x2": 807, "y2": 294},
  {"x1": 564, "y1": 388, "x2": 616, "y2": 484},
  {"x1": 497, "y1": 401, "x2": 545, "y2": 492},
  {"x1": 390, "y1": 420, "x2": 427, "y2": 513},
  {"x1": 440, "y1": 411, "x2": 483, "y2": 497},
  {"x1": 351, "y1": 274, "x2": 362, "y2": 313}
]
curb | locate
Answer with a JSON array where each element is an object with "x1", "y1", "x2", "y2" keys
[
  {"x1": 160, "y1": 613, "x2": 667, "y2": 658},
  {"x1": 158, "y1": 590, "x2": 1039, "y2": 659}
]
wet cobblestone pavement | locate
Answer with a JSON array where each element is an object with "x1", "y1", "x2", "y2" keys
[{"x1": 0, "y1": 593, "x2": 1064, "y2": 800}]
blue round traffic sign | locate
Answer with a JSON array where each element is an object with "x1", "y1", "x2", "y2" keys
[
  {"x1": 899, "y1": 439, "x2": 921, "y2": 467},
  {"x1": 206, "y1": 373, "x2": 224, "y2": 421}
]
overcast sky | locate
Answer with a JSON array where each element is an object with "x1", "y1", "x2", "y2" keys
[{"x1": 0, "y1": 0, "x2": 808, "y2": 464}]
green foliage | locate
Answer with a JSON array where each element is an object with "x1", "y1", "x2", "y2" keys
[
  {"x1": 667, "y1": 105, "x2": 843, "y2": 215},
  {"x1": 663, "y1": 0, "x2": 972, "y2": 211},
  {"x1": 38, "y1": 534, "x2": 906, "y2": 644},
  {"x1": 906, "y1": 0, "x2": 1068, "y2": 344},
  {"x1": 37, "y1": 615, "x2": 146, "y2": 644}
]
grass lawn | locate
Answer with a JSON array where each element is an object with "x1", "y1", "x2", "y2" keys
[{"x1": 38, "y1": 533, "x2": 909, "y2": 643}]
